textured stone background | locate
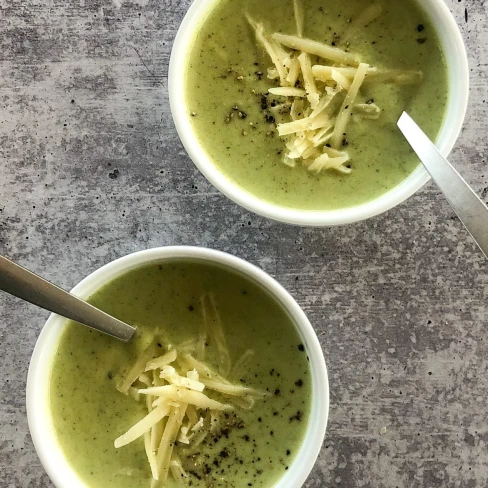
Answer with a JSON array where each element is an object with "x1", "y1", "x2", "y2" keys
[{"x1": 0, "y1": 0, "x2": 487, "y2": 486}]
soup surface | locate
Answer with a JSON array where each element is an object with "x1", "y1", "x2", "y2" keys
[
  {"x1": 186, "y1": 0, "x2": 448, "y2": 210},
  {"x1": 50, "y1": 260, "x2": 312, "y2": 488}
]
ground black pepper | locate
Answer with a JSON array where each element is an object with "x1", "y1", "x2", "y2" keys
[{"x1": 289, "y1": 410, "x2": 304, "y2": 422}]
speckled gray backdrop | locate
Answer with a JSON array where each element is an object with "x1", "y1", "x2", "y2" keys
[{"x1": 0, "y1": 0, "x2": 486, "y2": 486}]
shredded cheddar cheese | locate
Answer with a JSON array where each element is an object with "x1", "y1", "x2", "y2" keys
[
  {"x1": 114, "y1": 295, "x2": 264, "y2": 487},
  {"x1": 246, "y1": 3, "x2": 424, "y2": 175},
  {"x1": 342, "y1": 2, "x2": 383, "y2": 43},
  {"x1": 293, "y1": 0, "x2": 304, "y2": 37},
  {"x1": 272, "y1": 33, "x2": 360, "y2": 65},
  {"x1": 331, "y1": 62, "x2": 369, "y2": 149}
]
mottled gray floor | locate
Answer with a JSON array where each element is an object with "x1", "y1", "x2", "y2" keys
[{"x1": 1, "y1": 0, "x2": 487, "y2": 486}]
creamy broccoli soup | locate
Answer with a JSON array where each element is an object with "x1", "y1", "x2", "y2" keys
[
  {"x1": 186, "y1": 0, "x2": 448, "y2": 210},
  {"x1": 50, "y1": 260, "x2": 312, "y2": 488}
]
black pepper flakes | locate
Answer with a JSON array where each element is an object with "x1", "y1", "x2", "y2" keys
[
  {"x1": 295, "y1": 379, "x2": 303, "y2": 387},
  {"x1": 417, "y1": 24, "x2": 425, "y2": 32},
  {"x1": 289, "y1": 410, "x2": 304, "y2": 422},
  {"x1": 298, "y1": 344, "x2": 305, "y2": 352},
  {"x1": 416, "y1": 37, "x2": 427, "y2": 44}
]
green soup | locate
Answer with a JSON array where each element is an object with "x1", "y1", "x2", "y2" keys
[
  {"x1": 50, "y1": 260, "x2": 312, "y2": 488},
  {"x1": 186, "y1": 0, "x2": 448, "y2": 210}
]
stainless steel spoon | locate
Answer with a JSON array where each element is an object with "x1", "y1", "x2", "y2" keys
[
  {"x1": 0, "y1": 255, "x2": 136, "y2": 341},
  {"x1": 398, "y1": 112, "x2": 488, "y2": 259}
]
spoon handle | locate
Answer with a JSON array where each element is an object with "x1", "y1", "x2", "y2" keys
[
  {"x1": 398, "y1": 112, "x2": 488, "y2": 259},
  {"x1": 0, "y1": 255, "x2": 136, "y2": 341}
]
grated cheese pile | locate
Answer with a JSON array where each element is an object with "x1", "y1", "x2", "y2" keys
[
  {"x1": 247, "y1": 1, "x2": 423, "y2": 175},
  {"x1": 114, "y1": 294, "x2": 264, "y2": 487}
]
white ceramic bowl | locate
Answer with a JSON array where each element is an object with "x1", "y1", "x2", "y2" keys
[
  {"x1": 27, "y1": 246, "x2": 329, "y2": 488},
  {"x1": 169, "y1": 0, "x2": 469, "y2": 226}
]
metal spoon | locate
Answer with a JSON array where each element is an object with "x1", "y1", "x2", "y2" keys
[
  {"x1": 0, "y1": 255, "x2": 136, "y2": 341},
  {"x1": 397, "y1": 112, "x2": 488, "y2": 259}
]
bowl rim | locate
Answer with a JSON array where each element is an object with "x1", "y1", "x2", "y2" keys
[
  {"x1": 26, "y1": 246, "x2": 329, "y2": 488},
  {"x1": 168, "y1": 0, "x2": 469, "y2": 226}
]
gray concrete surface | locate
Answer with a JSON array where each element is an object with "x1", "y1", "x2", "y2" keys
[{"x1": 0, "y1": 0, "x2": 487, "y2": 486}]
